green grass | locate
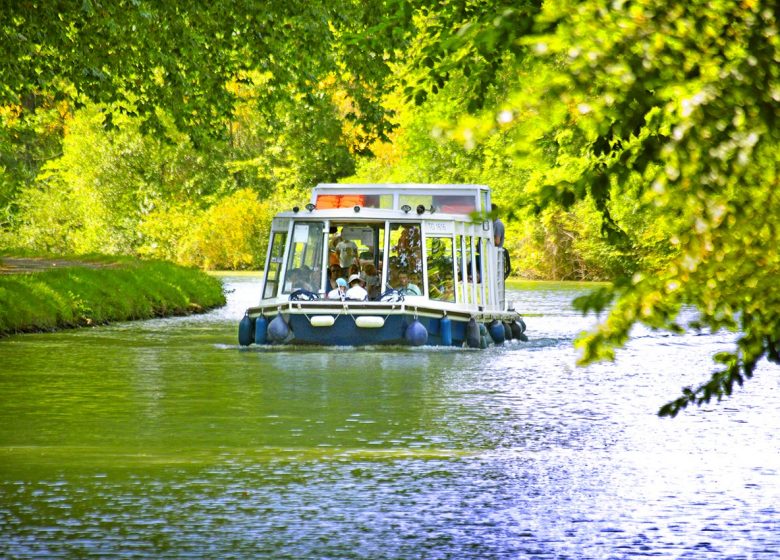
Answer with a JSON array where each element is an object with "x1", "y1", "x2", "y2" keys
[
  {"x1": 0, "y1": 255, "x2": 226, "y2": 336},
  {"x1": 506, "y1": 278, "x2": 609, "y2": 291}
]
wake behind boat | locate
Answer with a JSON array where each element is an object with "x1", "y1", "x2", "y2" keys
[{"x1": 238, "y1": 183, "x2": 527, "y2": 348}]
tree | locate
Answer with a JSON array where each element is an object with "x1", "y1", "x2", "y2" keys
[
  {"x1": 399, "y1": 0, "x2": 779, "y2": 414},
  {"x1": 0, "y1": 0, "x2": 398, "y2": 221},
  {"x1": 0, "y1": 1, "x2": 392, "y2": 141}
]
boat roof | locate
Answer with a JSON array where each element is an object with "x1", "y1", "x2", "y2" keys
[
  {"x1": 288, "y1": 183, "x2": 493, "y2": 218},
  {"x1": 312, "y1": 182, "x2": 490, "y2": 193}
]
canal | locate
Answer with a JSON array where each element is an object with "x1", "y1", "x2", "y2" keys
[{"x1": 1, "y1": 276, "x2": 779, "y2": 558}]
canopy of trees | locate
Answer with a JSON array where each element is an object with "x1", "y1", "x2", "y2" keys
[{"x1": 2, "y1": 0, "x2": 778, "y2": 414}]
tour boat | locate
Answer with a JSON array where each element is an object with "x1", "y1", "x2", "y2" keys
[{"x1": 238, "y1": 183, "x2": 527, "y2": 348}]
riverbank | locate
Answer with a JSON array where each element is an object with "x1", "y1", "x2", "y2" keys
[{"x1": 0, "y1": 254, "x2": 225, "y2": 337}]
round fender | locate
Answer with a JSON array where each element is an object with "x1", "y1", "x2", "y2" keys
[
  {"x1": 518, "y1": 317, "x2": 527, "y2": 333},
  {"x1": 478, "y1": 323, "x2": 489, "y2": 349},
  {"x1": 466, "y1": 318, "x2": 480, "y2": 348},
  {"x1": 510, "y1": 321, "x2": 523, "y2": 340},
  {"x1": 356, "y1": 316, "x2": 385, "y2": 328},
  {"x1": 254, "y1": 316, "x2": 268, "y2": 344},
  {"x1": 405, "y1": 319, "x2": 428, "y2": 346},
  {"x1": 238, "y1": 314, "x2": 254, "y2": 346},
  {"x1": 489, "y1": 320, "x2": 505, "y2": 345},
  {"x1": 309, "y1": 315, "x2": 335, "y2": 327},
  {"x1": 503, "y1": 321, "x2": 513, "y2": 341},
  {"x1": 439, "y1": 316, "x2": 452, "y2": 346},
  {"x1": 268, "y1": 314, "x2": 290, "y2": 343}
]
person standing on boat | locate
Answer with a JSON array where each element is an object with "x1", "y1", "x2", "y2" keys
[
  {"x1": 397, "y1": 271, "x2": 421, "y2": 296},
  {"x1": 492, "y1": 203, "x2": 511, "y2": 277},
  {"x1": 327, "y1": 277, "x2": 348, "y2": 300},
  {"x1": 336, "y1": 229, "x2": 360, "y2": 270},
  {"x1": 362, "y1": 263, "x2": 381, "y2": 300},
  {"x1": 346, "y1": 273, "x2": 368, "y2": 300}
]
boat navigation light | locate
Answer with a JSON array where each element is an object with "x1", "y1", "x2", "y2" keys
[
  {"x1": 293, "y1": 206, "x2": 300, "y2": 213},
  {"x1": 416, "y1": 204, "x2": 426, "y2": 215},
  {"x1": 305, "y1": 203, "x2": 315, "y2": 212},
  {"x1": 353, "y1": 205, "x2": 361, "y2": 213},
  {"x1": 401, "y1": 204, "x2": 412, "y2": 214}
]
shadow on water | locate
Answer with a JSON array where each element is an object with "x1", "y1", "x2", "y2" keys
[{"x1": 1, "y1": 276, "x2": 779, "y2": 558}]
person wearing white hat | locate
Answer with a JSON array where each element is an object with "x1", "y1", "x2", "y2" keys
[{"x1": 345, "y1": 273, "x2": 368, "y2": 301}]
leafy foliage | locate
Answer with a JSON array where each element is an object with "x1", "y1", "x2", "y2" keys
[
  {"x1": 402, "y1": 0, "x2": 779, "y2": 414},
  {"x1": 0, "y1": 1, "x2": 391, "y2": 141},
  {"x1": 179, "y1": 189, "x2": 274, "y2": 271}
]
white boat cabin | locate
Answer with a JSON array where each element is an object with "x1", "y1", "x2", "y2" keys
[{"x1": 261, "y1": 183, "x2": 509, "y2": 312}]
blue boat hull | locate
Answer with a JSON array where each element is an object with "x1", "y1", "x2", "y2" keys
[{"x1": 270, "y1": 313, "x2": 468, "y2": 347}]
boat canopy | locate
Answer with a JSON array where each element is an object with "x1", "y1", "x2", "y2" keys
[{"x1": 311, "y1": 183, "x2": 490, "y2": 215}]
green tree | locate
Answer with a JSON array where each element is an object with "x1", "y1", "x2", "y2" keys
[
  {"x1": 14, "y1": 104, "x2": 229, "y2": 254},
  {"x1": 402, "y1": 0, "x2": 779, "y2": 414},
  {"x1": 0, "y1": 1, "x2": 398, "y2": 233},
  {"x1": 0, "y1": 1, "x2": 392, "y2": 141}
]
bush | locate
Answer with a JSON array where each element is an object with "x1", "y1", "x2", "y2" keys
[{"x1": 179, "y1": 189, "x2": 273, "y2": 270}]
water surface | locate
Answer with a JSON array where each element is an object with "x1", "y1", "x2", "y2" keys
[{"x1": 1, "y1": 276, "x2": 779, "y2": 558}]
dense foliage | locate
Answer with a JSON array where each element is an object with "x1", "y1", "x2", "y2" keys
[
  {"x1": 393, "y1": 0, "x2": 778, "y2": 415},
  {"x1": 2, "y1": 0, "x2": 778, "y2": 412}
]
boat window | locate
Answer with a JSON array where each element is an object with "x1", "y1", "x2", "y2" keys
[
  {"x1": 465, "y1": 236, "x2": 479, "y2": 304},
  {"x1": 263, "y1": 231, "x2": 287, "y2": 299},
  {"x1": 399, "y1": 194, "x2": 476, "y2": 214},
  {"x1": 475, "y1": 237, "x2": 485, "y2": 305},
  {"x1": 387, "y1": 223, "x2": 423, "y2": 294},
  {"x1": 284, "y1": 221, "x2": 325, "y2": 294},
  {"x1": 426, "y1": 236, "x2": 455, "y2": 302},
  {"x1": 480, "y1": 238, "x2": 490, "y2": 307},
  {"x1": 497, "y1": 248, "x2": 507, "y2": 310},
  {"x1": 316, "y1": 194, "x2": 393, "y2": 209},
  {"x1": 456, "y1": 235, "x2": 466, "y2": 304}
]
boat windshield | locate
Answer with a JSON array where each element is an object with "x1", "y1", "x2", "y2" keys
[
  {"x1": 263, "y1": 231, "x2": 287, "y2": 299},
  {"x1": 283, "y1": 221, "x2": 325, "y2": 294}
]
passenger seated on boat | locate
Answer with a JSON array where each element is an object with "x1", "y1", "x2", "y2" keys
[
  {"x1": 289, "y1": 268, "x2": 314, "y2": 292},
  {"x1": 362, "y1": 263, "x2": 381, "y2": 301},
  {"x1": 327, "y1": 264, "x2": 344, "y2": 291},
  {"x1": 327, "y1": 277, "x2": 348, "y2": 300},
  {"x1": 386, "y1": 257, "x2": 400, "y2": 290},
  {"x1": 397, "y1": 271, "x2": 421, "y2": 296},
  {"x1": 345, "y1": 273, "x2": 368, "y2": 301}
]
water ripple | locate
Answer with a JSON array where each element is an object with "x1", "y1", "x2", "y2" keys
[{"x1": 1, "y1": 279, "x2": 779, "y2": 558}]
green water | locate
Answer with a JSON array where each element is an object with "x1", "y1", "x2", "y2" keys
[{"x1": 2, "y1": 276, "x2": 780, "y2": 558}]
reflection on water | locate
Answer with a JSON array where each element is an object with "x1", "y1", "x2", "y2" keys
[{"x1": 1, "y1": 277, "x2": 780, "y2": 558}]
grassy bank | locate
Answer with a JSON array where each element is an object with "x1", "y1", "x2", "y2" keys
[
  {"x1": 505, "y1": 278, "x2": 609, "y2": 291},
  {"x1": 0, "y1": 254, "x2": 225, "y2": 337}
]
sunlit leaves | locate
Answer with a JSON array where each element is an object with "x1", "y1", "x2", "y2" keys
[
  {"x1": 391, "y1": 0, "x2": 780, "y2": 415},
  {"x1": 0, "y1": 1, "x2": 393, "y2": 142}
]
